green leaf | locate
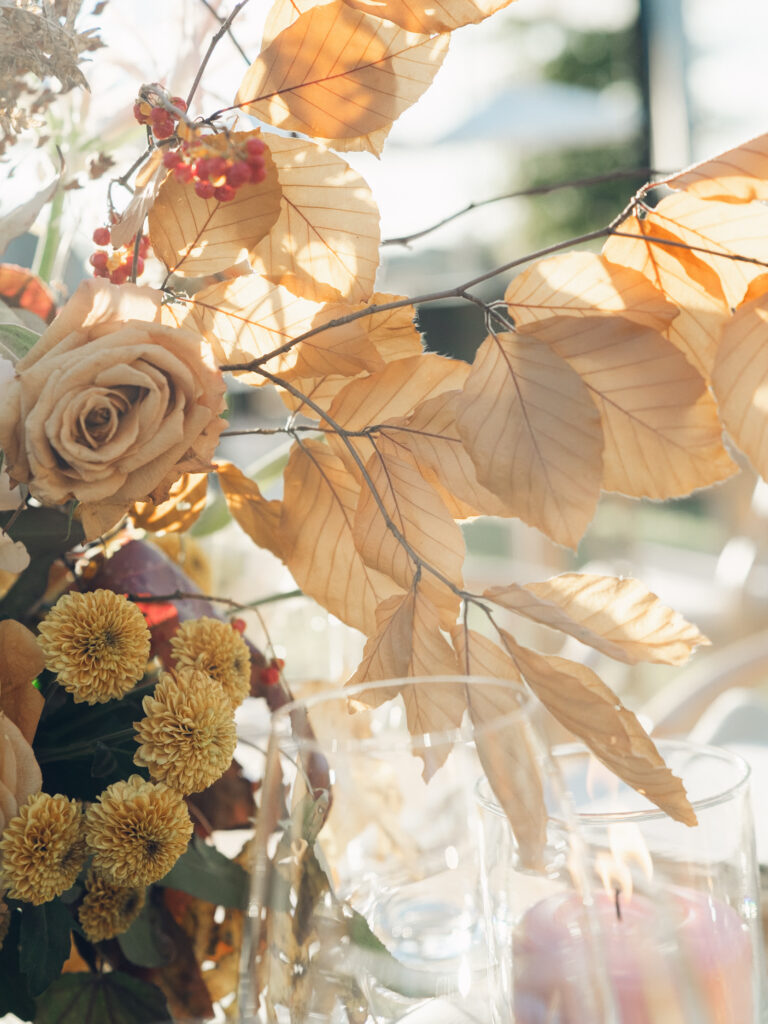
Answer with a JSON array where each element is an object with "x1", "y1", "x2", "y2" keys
[
  {"x1": 35, "y1": 971, "x2": 170, "y2": 1024},
  {"x1": 117, "y1": 899, "x2": 172, "y2": 968},
  {"x1": 0, "y1": 322, "x2": 41, "y2": 363},
  {"x1": 19, "y1": 899, "x2": 73, "y2": 996},
  {"x1": 157, "y1": 835, "x2": 249, "y2": 909},
  {"x1": 0, "y1": 907, "x2": 35, "y2": 1020}
]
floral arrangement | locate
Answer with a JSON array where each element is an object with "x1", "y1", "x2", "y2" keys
[{"x1": 4, "y1": 0, "x2": 768, "y2": 1020}]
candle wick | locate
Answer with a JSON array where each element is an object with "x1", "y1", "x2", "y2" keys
[{"x1": 614, "y1": 886, "x2": 622, "y2": 921}]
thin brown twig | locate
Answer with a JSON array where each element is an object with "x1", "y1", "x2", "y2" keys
[
  {"x1": 609, "y1": 230, "x2": 768, "y2": 270},
  {"x1": 197, "y1": 0, "x2": 252, "y2": 65},
  {"x1": 381, "y1": 169, "x2": 660, "y2": 247},
  {"x1": 126, "y1": 588, "x2": 303, "y2": 610},
  {"x1": 187, "y1": 0, "x2": 252, "y2": 109}
]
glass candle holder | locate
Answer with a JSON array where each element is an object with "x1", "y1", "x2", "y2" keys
[
  {"x1": 479, "y1": 739, "x2": 767, "y2": 1024},
  {"x1": 238, "y1": 676, "x2": 612, "y2": 1024}
]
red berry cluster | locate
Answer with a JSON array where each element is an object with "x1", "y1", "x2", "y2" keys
[
  {"x1": 133, "y1": 96, "x2": 188, "y2": 141},
  {"x1": 258, "y1": 657, "x2": 285, "y2": 687},
  {"x1": 89, "y1": 227, "x2": 151, "y2": 285},
  {"x1": 162, "y1": 135, "x2": 267, "y2": 203}
]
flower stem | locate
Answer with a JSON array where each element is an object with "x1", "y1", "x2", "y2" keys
[{"x1": 36, "y1": 727, "x2": 136, "y2": 764}]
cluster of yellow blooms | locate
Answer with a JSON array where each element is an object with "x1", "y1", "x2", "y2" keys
[{"x1": 0, "y1": 590, "x2": 252, "y2": 943}]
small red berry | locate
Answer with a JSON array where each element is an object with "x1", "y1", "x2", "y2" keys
[
  {"x1": 171, "y1": 96, "x2": 188, "y2": 113},
  {"x1": 92, "y1": 266, "x2": 109, "y2": 278},
  {"x1": 231, "y1": 618, "x2": 246, "y2": 634},
  {"x1": 92, "y1": 226, "x2": 111, "y2": 246},
  {"x1": 153, "y1": 118, "x2": 175, "y2": 141},
  {"x1": 173, "y1": 163, "x2": 193, "y2": 183},
  {"x1": 194, "y1": 179, "x2": 216, "y2": 199},
  {"x1": 214, "y1": 184, "x2": 235, "y2": 202},
  {"x1": 89, "y1": 250, "x2": 109, "y2": 269},
  {"x1": 245, "y1": 138, "x2": 265, "y2": 159},
  {"x1": 109, "y1": 266, "x2": 129, "y2": 284},
  {"x1": 250, "y1": 165, "x2": 267, "y2": 184},
  {"x1": 194, "y1": 157, "x2": 211, "y2": 180},
  {"x1": 260, "y1": 666, "x2": 280, "y2": 686},
  {"x1": 162, "y1": 150, "x2": 183, "y2": 168},
  {"x1": 226, "y1": 161, "x2": 252, "y2": 188},
  {"x1": 133, "y1": 101, "x2": 148, "y2": 125},
  {"x1": 206, "y1": 156, "x2": 228, "y2": 180}
]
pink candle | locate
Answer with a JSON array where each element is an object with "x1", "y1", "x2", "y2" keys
[{"x1": 513, "y1": 889, "x2": 753, "y2": 1024}]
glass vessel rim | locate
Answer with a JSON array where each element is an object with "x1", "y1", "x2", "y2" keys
[
  {"x1": 268, "y1": 674, "x2": 532, "y2": 751},
  {"x1": 554, "y1": 739, "x2": 752, "y2": 824}
]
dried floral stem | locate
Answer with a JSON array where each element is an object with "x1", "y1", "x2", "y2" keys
[
  {"x1": 381, "y1": 169, "x2": 661, "y2": 247},
  {"x1": 127, "y1": 588, "x2": 303, "y2": 610},
  {"x1": 186, "y1": 0, "x2": 252, "y2": 109}
]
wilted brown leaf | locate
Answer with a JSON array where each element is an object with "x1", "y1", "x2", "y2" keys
[
  {"x1": 499, "y1": 630, "x2": 696, "y2": 826},
  {"x1": 519, "y1": 315, "x2": 737, "y2": 499},
  {"x1": 484, "y1": 573, "x2": 708, "y2": 666},
  {"x1": 110, "y1": 149, "x2": 166, "y2": 249},
  {"x1": 455, "y1": 332, "x2": 603, "y2": 549},
  {"x1": 216, "y1": 461, "x2": 285, "y2": 561},
  {"x1": 712, "y1": 291, "x2": 768, "y2": 482},
  {"x1": 353, "y1": 435, "x2": 464, "y2": 626},
  {"x1": 0, "y1": 619, "x2": 45, "y2": 742},
  {"x1": 148, "y1": 136, "x2": 281, "y2": 277},
  {"x1": 281, "y1": 440, "x2": 404, "y2": 634},
  {"x1": 505, "y1": 252, "x2": 678, "y2": 332},
  {"x1": 603, "y1": 212, "x2": 729, "y2": 377},
  {"x1": 450, "y1": 625, "x2": 546, "y2": 868},
  {"x1": 343, "y1": 0, "x2": 519, "y2": 32},
  {"x1": 131, "y1": 472, "x2": 208, "y2": 534},
  {"x1": 631, "y1": 192, "x2": 768, "y2": 308},
  {"x1": 236, "y1": 3, "x2": 449, "y2": 148},
  {"x1": 665, "y1": 132, "x2": 768, "y2": 203},
  {"x1": 250, "y1": 136, "x2": 380, "y2": 303}
]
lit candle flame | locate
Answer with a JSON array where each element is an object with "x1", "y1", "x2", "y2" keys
[{"x1": 595, "y1": 823, "x2": 654, "y2": 904}]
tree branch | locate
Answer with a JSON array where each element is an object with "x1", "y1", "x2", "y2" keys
[
  {"x1": 196, "y1": 0, "x2": 252, "y2": 65},
  {"x1": 187, "y1": 0, "x2": 252, "y2": 109}
]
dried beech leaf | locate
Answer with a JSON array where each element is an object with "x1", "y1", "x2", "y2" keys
[
  {"x1": 455, "y1": 332, "x2": 603, "y2": 549},
  {"x1": 712, "y1": 292, "x2": 768, "y2": 482},
  {"x1": 236, "y1": 3, "x2": 449, "y2": 147},
  {"x1": 505, "y1": 252, "x2": 678, "y2": 333},
  {"x1": 343, "y1": 0, "x2": 518, "y2": 32},
  {"x1": 181, "y1": 275, "x2": 383, "y2": 382},
  {"x1": 631, "y1": 192, "x2": 768, "y2": 308},
  {"x1": 450, "y1": 625, "x2": 545, "y2": 868},
  {"x1": 281, "y1": 440, "x2": 404, "y2": 634},
  {"x1": 519, "y1": 315, "x2": 737, "y2": 499},
  {"x1": 353, "y1": 436, "x2": 464, "y2": 626},
  {"x1": 251, "y1": 136, "x2": 381, "y2": 303},
  {"x1": 320, "y1": 294, "x2": 424, "y2": 363},
  {"x1": 381, "y1": 390, "x2": 511, "y2": 518},
  {"x1": 110, "y1": 151, "x2": 166, "y2": 250},
  {"x1": 278, "y1": 373, "x2": 362, "y2": 415},
  {"x1": 131, "y1": 472, "x2": 208, "y2": 535},
  {"x1": 348, "y1": 590, "x2": 462, "y2": 778},
  {"x1": 0, "y1": 619, "x2": 45, "y2": 742},
  {"x1": 484, "y1": 573, "x2": 708, "y2": 666},
  {"x1": 499, "y1": 630, "x2": 697, "y2": 826},
  {"x1": 216, "y1": 461, "x2": 285, "y2": 561},
  {"x1": 665, "y1": 132, "x2": 768, "y2": 203},
  {"x1": 603, "y1": 212, "x2": 729, "y2": 377},
  {"x1": 148, "y1": 137, "x2": 281, "y2": 277}
]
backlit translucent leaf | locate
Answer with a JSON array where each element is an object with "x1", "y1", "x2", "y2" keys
[
  {"x1": 633, "y1": 191, "x2": 768, "y2": 308},
  {"x1": 251, "y1": 136, "x2": 380, "y2": 303},
  {"x1": 236, "y1": 3, "x2": 449, "y2": 147},
  {"x1": 216, "y1": 461, "x2": 285, "y2": 561},
  {"x1": 499, "y1": 630, "x2": 696, "y2": 826},
  {"x1": 343, "y1": 0, "x2": 519, "y2": 33},
  {"x1": 281, "y1": 440, "x2": 403, "y2": 634},
  {"x1": 603, "y1": 212, "x2": 729, "y2": 377},
  {"x1": 131, "y1": 472, "x2": 208, "y2": 535},
  {"x1": 353, "y1": 436, "x2": 464, "y2": 626},
  {"x1": 520, "y1": 315, "x2": 737, "y2": 498},
  {"x1": 484, "y1": 573, "x2": 708, "y2": 666},
  {"x1": 455, "y1": 332, "x2": 603, "y2": 549},
  {"x1": 505, "y1": 251, "x2": 678, "y2": 332},
  {"x1": 665, "y1": 132, "x2": 768, "y2": 203},
  {"x1": 450, "y1": 625, "x2": 546, "y2": 868},
  {"x1": 147, "y1": 137, "x2": 281, "y2": 277},
  {"x1": 712, "y1": 292, "x2": 768, "y2": 482},
  {"x1": 179, "y1": 275, "x2": 383, "y2": 382}
]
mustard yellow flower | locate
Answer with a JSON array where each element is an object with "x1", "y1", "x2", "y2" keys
[
  {"x1": 170, "y1": 617, "x2": 251, "y2": 708},
  {"x1": 77, "y1": 868, "x2": 145, "y2": 942},
  {"x1": 134, "y1": 669, "x2": 236, "y2": 794},
  {"x1": 0, "y1": 792, "x2": 86, "y2": 904},
  {"x1": 85, "y1": 775, "x2": 192, "y2": 886},
  {"x1": 38, "y1": 590, "x2": 151, "y2": 704}
]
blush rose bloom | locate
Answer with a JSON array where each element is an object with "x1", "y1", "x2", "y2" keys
[{"x1": 0, "y1": 280, "x2": 226, "y2": 539}]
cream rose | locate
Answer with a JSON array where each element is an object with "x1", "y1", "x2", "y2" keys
[{"x1": 0, "y1": 280, "x2": 226, "y2": 539}]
